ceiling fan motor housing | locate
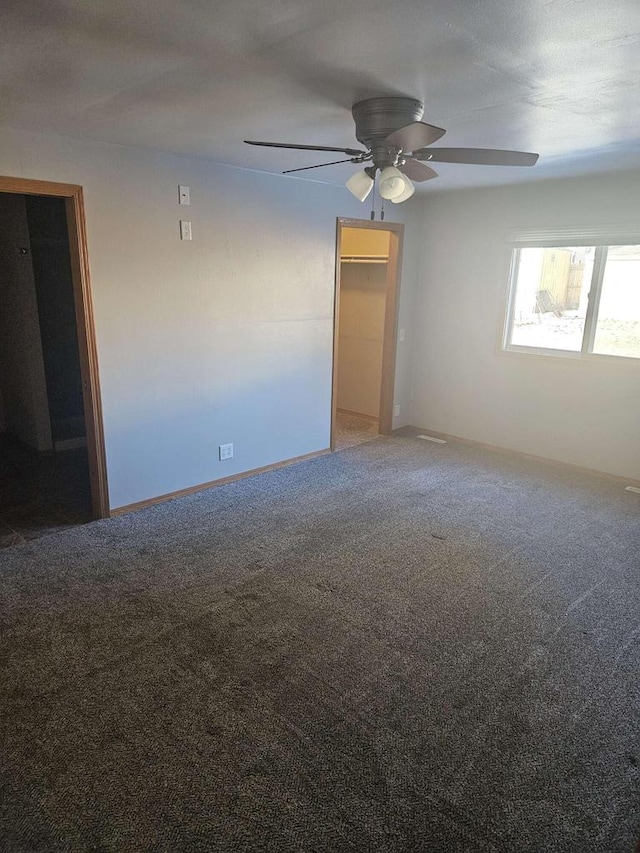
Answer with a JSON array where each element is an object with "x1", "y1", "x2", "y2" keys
[{"x1": 352, "y1": 97, "x2": 424, "y2": 169}]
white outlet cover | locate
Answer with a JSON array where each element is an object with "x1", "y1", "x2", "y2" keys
[
  {"x1": 178, "y1": 185, "x2": 190, "y2": 205},
  {"x1": 219, "y1": 443, "x2": 234, "y2": 461},
  {"x1": 180, "y1": 220, "x2": 192, "y2": 240}
]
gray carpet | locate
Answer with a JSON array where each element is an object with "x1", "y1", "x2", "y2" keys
[
  {"x1": 334, "y1": 411, "x2": 380, "y2": 450},
  {"x1": 0, "y1": 435, "x2": 91, "y2": 548},
  {"x1": 1, "y1": 433, "x2": 639, "y2": 852}
]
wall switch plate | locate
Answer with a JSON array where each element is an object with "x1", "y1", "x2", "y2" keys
[
  {"x1": 394, "y1": 404, "x2": 401, "y2": 417},
  {"x1": 219, "y1": 443, "x2": 233, "y2": 461},
  {"x1": 398, "y1": 328, "x2": 406, "y2": 342},
  {"x1": 180, "y1": 220, "x2": 192, "y2": 240},
  {"x1": 178, "y1": 185, "x2": 190, "y2": 205}
]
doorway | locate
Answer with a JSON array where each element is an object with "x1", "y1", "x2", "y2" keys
[
  {"x1": 331, "y1": 218, "x2": 404, "y2": 451},
  {"x1": 0, "y1": 177, "x2": 108, "y2": 546}
]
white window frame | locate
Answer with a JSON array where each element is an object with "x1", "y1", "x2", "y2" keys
[{"x1": 502, "y1": 230, "x2": 640, "y2": 362}]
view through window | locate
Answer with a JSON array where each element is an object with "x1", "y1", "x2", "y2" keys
[{"x1": 505, "y1": 244, "x2": 640, "y2": 359}]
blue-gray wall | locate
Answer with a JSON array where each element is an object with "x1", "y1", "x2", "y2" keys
[{"x1": 0, "y1": 126, "x2": 420, "y2": 508}]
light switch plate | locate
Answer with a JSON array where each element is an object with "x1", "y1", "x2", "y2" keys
[
  {"x1": 180, "y1": 220, "x2": 192, "y2": 240},
  {"x1": 178, "y1": 185, "x2": 190, "y2": 205}
]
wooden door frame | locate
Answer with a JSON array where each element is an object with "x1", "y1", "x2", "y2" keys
[
  {"x1": 331, "y1": 217, "x2": 404, "y2": 451},
  {"x1": 0, "y1": 176, "x2": 109, "y2": 518}
]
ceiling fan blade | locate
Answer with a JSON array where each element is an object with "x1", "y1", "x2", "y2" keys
[
  {"x1": 282, "y1": 159, "x2": 357, "y2": 174},
  {"x1": 398, "y1": 158, "x2": 438, "y2": 182},
  {"x1": 414, "y1": 147, "x2": 539, "y2": 166},
  {"x1": 385, "y1": 121, "x2": 446, "y2": 151},
  {"x1": 245, "y1": 140, "x2": 365, "y2": 157}
]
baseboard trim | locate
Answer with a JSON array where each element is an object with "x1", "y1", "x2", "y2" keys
[
  {"x1": 401, "y1": 426, "x2": 640, "y2": 488},
  {"x1": 111, "y1": 448, "x2": 331, "y2": 517},
  {"x1": 337, "y1": 408, "x2": 379, "y2": 423}
]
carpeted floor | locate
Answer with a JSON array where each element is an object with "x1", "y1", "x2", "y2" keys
[
  {"x1": 334, "y1": 411, "x2": 380, "y2": 450},
  {"x1": 1, "y1": 433, "x2": 639, "y2": 852},
  {"x1": 0, "y1": 434, "x2": 91, "y2": 548}
]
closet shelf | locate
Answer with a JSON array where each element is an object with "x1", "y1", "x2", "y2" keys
[{"x1": 340, "y1": 254, "x2": 389, "y2": 265}]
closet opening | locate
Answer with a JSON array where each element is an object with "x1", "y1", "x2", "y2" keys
[
  {"x1": 0, "y1": 177, "x2": 108, "y2": 547},
  {"x1": 331, "y1": 218, "x2": 404, "y2": 452}
]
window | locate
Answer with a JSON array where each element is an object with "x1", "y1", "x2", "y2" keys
[{"x1": 504, "y1": 243, "x2": 640, "y2": 360}]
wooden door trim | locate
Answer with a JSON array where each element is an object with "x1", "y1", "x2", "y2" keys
[
  {"x1": 331, "y1": 218, "x2": 404, "y2": 450},
  {"x1": 0, "y1": 175, "x2": 110, "y2": 518},
  {"x1": 379, "y1": 225, "x2": 404, "y2": 434}
]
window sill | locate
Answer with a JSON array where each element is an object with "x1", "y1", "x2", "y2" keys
[{"x1": 501, "y1": 344, "x2": 640, "y2": 366}]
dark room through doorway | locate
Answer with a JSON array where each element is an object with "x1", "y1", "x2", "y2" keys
[{"x1": 0, "y1": 192, "x2": 91, "y2": 546}]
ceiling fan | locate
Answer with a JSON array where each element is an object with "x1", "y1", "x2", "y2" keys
[{"x1": 245, "y1": 97, "x2": 539, "y2": 205}]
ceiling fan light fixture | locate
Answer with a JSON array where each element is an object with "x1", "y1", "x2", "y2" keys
[
  {"x1": 378, "y1": 166, "x2": 407, "y2": 200},
  {"x1": 345, "y1": 170, "x2": 374, "y2": 202},
  {"x1": 390, "y1": 177, "x2": 415, "y2": 203},
  {"x1": 245, "y1": 97, "x2": 539, "y2": 199}
]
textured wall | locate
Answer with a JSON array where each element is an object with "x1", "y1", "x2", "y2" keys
[
  {"x1": 0, "y1": 126, "x2": 419, "y2": 508},
  {"x1": 410, "y1": 171, "x2": 640, "y2": 479},
  {"x1": 337, "y1": 261, "x2": 386, "y2": 418}
]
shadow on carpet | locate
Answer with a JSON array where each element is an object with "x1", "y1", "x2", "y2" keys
[{"x1": 1, "y1": 435, "x2": 639, "y2": 851}]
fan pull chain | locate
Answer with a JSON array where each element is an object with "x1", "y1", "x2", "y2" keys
[
  {"x1": 380, "y1": 196, "x2": 385, "y2": 221},
  {"x1": 370, "y1": 177, "x2": 376, "y2": 220}
]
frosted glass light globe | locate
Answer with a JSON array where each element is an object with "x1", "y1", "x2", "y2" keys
[
  {"x1": 345, "y1": 170, "x2": 374, "y2": 202},
  {"x1": 378, "y1": 166, "x2": 407, "y2": 200},
  {"x1": 390, "y1": 178, "x2": 415, "y2": 203}
]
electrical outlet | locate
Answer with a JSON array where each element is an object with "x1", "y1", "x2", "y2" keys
[
  {"x1": 399, "y1": 328, "x2": 406, "y2": 342},
  {"x1": 394, "y1": 404, "x2": 401, "y2": 417},
  {"x1": 180, "y1": 220, "x2": 192, "y2": 240},
  {"x1": 219, "y1": 443, "x2": 233, "y2": 461}
]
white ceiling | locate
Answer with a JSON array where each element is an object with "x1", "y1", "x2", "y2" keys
[{"x1": 3, "y1": 0, "x2": 640, "y2": 191}]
